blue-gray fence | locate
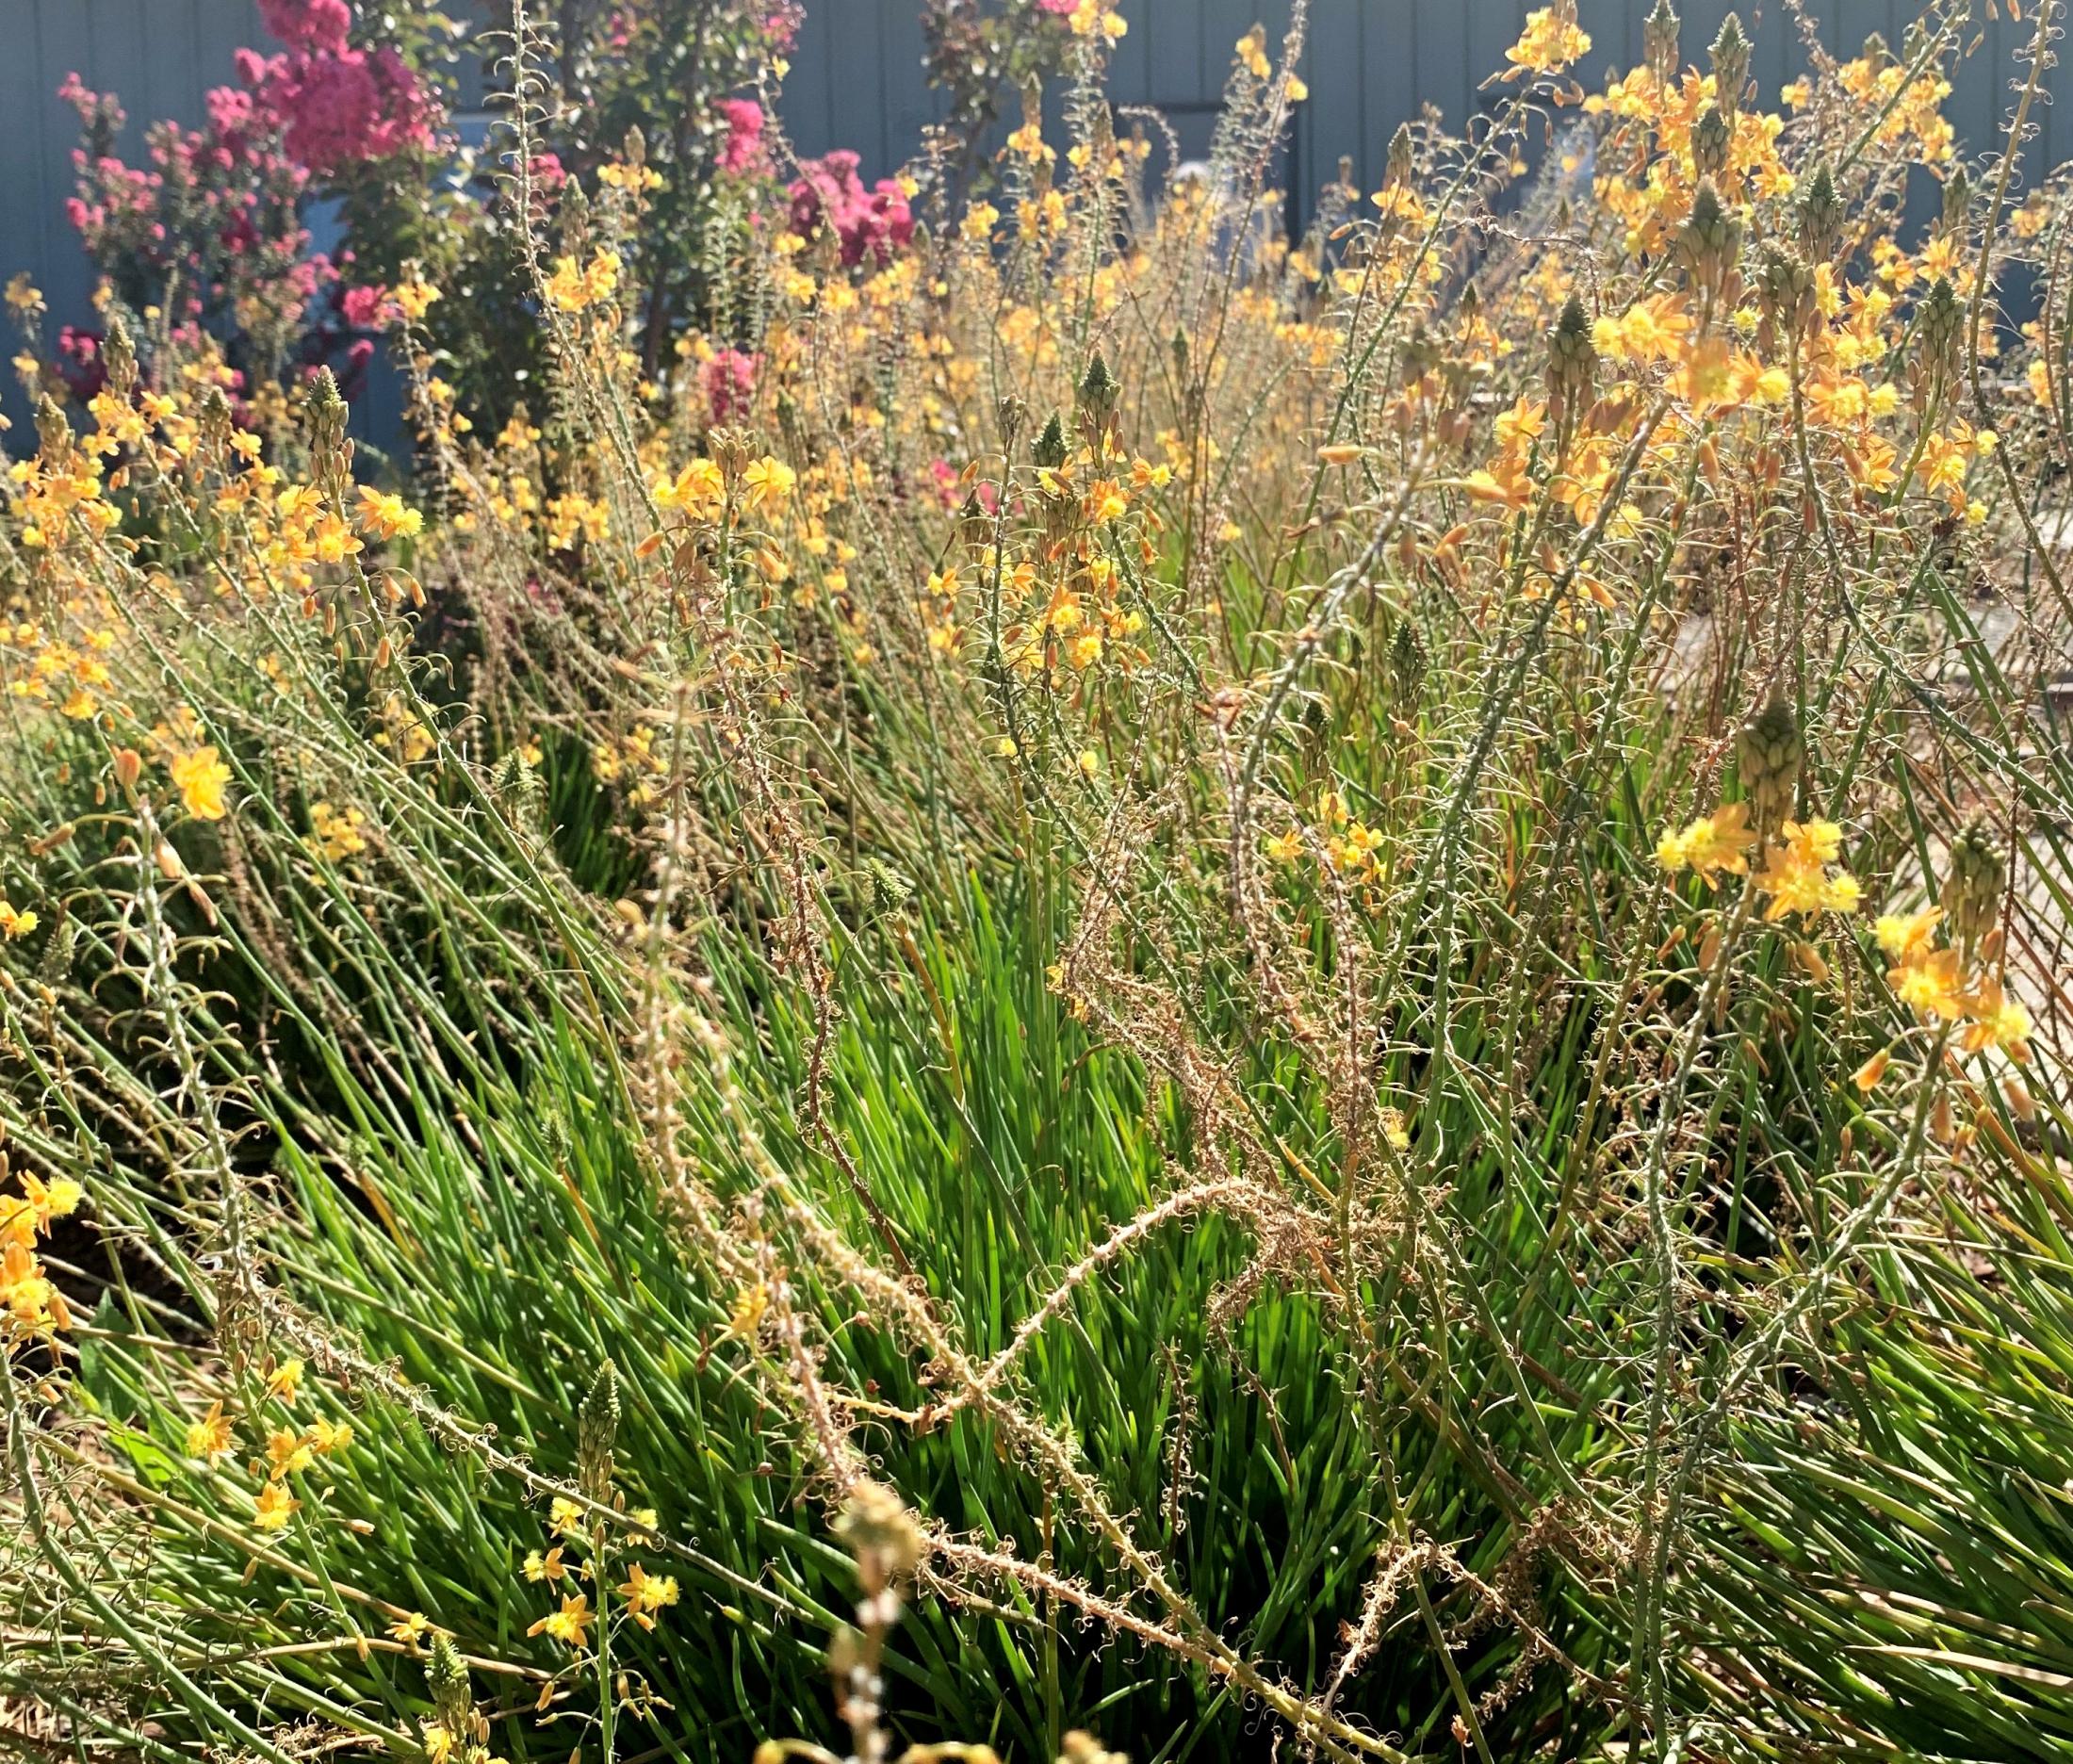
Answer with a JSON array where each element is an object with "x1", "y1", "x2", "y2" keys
[{"x1": 0, "y1": 1, "x2": 2062, "y2": 432}]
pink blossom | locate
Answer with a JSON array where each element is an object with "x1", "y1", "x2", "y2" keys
[
  {"x1": 56, "y1": 327, "x2": 106, "y2": 400},
  {"x1": 701, "y1": 347, "x2": 759, "y2": 422},
  {"x1": 340, "y1": 283, "x2": 387, "y2": 327},
  {"x1": 788, "y1": 151, "x2": 914, "y2": 268},
  {"x1": 257, "y1": 0, "x2": 352, "y2": 55},
  {"x1": 715, "y1": 98, "x2": 764, "y2": 174},
  {"x1": 239, "y1": 40, "x2": 435, "y2": 172}
]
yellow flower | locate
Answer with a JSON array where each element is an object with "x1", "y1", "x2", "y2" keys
[
  {"x1": 388, "y1": 1611, "x2": 433, "y2": 1645},
  {"x1": 422, "y1": 1723, "x2": 455, "y2": 1764},
  {"x1": 307, "y1": 1415, "x2": 353, "y2": 1456},
  {"x1": 656, "y1": 456, "x2": 725, "y2": 518},
  {"x1": 549, "y1": 1494, "x2": 585, "y2": 1537},
  {"x1": 253, "y1": 1479, "x2": 300, "y2": 1530},
  {"x1": 618, "y1": 1561, "x2": 680, "y2": 1631},
  {"x1": 1657, "y1": 801, "x2": 1755, "y2": 885},
  {"x1": 0, "y1": 902, "x2": 41, "y2": 940},
  {"x1": 1265, "y1": 828, "x2": 1304, "y2": 864},
  {"x1": 523, "y1": 1544, "x2": 567, "y2": 1583},
  {"x1": 729, "y1": 1281, "x2": 770, "y2": 1337},
  {"x1": 356, "y1": 486, "x2": 423, "y2": 542},
  {"x1": 0, "y1": 1240, "x2": 70, "y2": 1339},
  {"x1": 527, "y1": 1592, "x2": 594, "y2": 1648},
  {"x1": 266, "y1": 1426, "x2": 316, "y2": 1477},
  {"x1": 170, "y1": 745, "x2": 232, "y2": 821},
  {"x1": 1754, "y1": 831, "x2": 1859, "y2": 922},
  {"x1": 1507, "y1": 3, "x2": 1590, "y2": 75},
  {"x1": 1960, "y1": 978, "x2": 2032, "y2": 1062},
  {"x1": 741, "y1": 455, "x2": 796, "y2": 513},
  {"x1": 0, "y1": 1176, "x2": 80, "y2": 1248},
  {"x1": 184, "y1": 1399, "x2": 235, "y2": 1462},
  {"x1": 1875, "y1": 905, "x2": 1942, "y2": 963},
  {"x1": 1892, "y1": 947, "x2": 1968, "y2": 1021},
  {"x1": 265, "y1": 1358, "x2": 304, "y2": 1404},
  {"x1": 546, "y1": 250, "x2": 622, "y2": 313}
]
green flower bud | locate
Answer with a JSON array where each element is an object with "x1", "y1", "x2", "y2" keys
[
  {"x1": 1389, "y1": 617, "x2": 1426, "y2": 714},
  {"x1": 1737, "y1": 689, "x2": 1803, "y2": 836},
  {"x1": 1917, "y1": 276, "x2": 1963, "y2": 384},
  {"x1": 1385, "y1": 122, "x2": 1415, "y2": 191},
  {"x1": 577, "y1": 1360, "x2": 619, "y2": 1501},
  {"x1": 1756, "y1": 244, "x2": 1817, "y2": 348},
  {"x1": 836, "y1": 1479, "x2": 922, "y2": 1593},
  {"x1": 1032, "y1": 410, "x2": 1069, "y2": 470},
  {"x1": 103, "y1": 316, "x2": 137, "y2": 398},
  {"x1": 1709, "y1": 12, "x2": 1751, "y2": 118},
  {"x1": 1796, "y1": 163, "x2": 1844, "y2": 261},
  {"x1": 1675, "y1": 179, "x2": 1741, "y2": 295},
  {"x1": 1545, "y1": 292, "x2": 1598, "y2": 422},
  {"x1": 426, "y1": 1635, "x2": 470, "y2": 1731},
  {"x1": 1076, "y1": 350, "x2": 1119, "y2": 423},
  {"x1": 1691, "y1": 106, "x2": 1732, "y2": 180},
  {"x1": 1644, "y1": 0, "x2": 1681, "y2": 83},
  {"x1": 1938, "y1": 165, "x2": 1969, "y2": 238},
  {"x1": 1944, "y1": 819, "x2": 2004, "y2": 956}
]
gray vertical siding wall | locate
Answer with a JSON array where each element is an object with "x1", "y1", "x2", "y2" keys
[
  {"x1": 0, "y1": 0, "x2": 2063, "y2": 430},
  {"x1": 783, "y1": 2, "x2": 2061, "y2": 207}
]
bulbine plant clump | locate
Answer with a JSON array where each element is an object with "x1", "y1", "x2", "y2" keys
[{"x1": 5, "y1": 0, "x2": 2073, "y2": 1759}]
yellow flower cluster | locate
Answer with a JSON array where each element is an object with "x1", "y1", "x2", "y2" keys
[
  {"x1": 545, "y1": 249, "x2": 624, "y2": 315},
  {"x1": 1873, "y1": 906, "x2": 2032, "y2": 1063},
  {"x1": 1657, "y1": 807, "x2": 1860, "y2": 922},
  {"x1": 1507, "y1": 3, "x2": 1591, "y2": 76},
  {"x1": 0, "y1": 1171, "x2": 81, "y2": 1343}
]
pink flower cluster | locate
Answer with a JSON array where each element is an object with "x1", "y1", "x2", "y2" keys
[
  {"x1": 234, "y1": 0, "x2": 437, "y2": 175},
  {"x1": 58, "y1": 70, "x2": 326, "y2": 334},
  {"x1": 700, "y1": 347, "x2": 759, "y2": 422},
  {"x1": 788, "y1": 152, "x2": 914, "y2": 268},
  {"x1": 715, "y1": 98, "x2": 765, "y2": 174}
]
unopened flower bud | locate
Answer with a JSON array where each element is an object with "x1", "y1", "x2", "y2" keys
[
  {"x1": 199, "y1": 385, "x2": 235, "y2": 451},
  {"x1": 426, "y1": 1635, "x2": 470, "y2": 1731},
  {"x1": 1756, "y1": 244, "x2": 1817, "y2": 350},
  {"x1": 1389, "y1": 617, "x2": 1426, "y2": 713},
  {"x1": 1937, "y1": 165, "x2": 1968, "y2": 239},
  {"x1": 1032, "y1": 410, "x2": 1069, "y2": 470},
  {"x1": 103, "y1": 316, "x2": 137, "y2": 397},
  {"x1": 1916, "y1": 276, "x2": 1963, "y2": 387},
  {"x1": 1944, "y1": 819, "x2": 2004, "y2": 956},
  {"x1": 1675, "y1": 179, "x2": 1741, "y2": 297},
  {"x1": 1709, "y1": 12, "x2": 1751, "y2": 118},
  {"x1": 1691, "y1": 106, "x2": 1731, "y2": 180},
  {"x1": 1385, "y1": 122, "x2": 1415, "y2": 191},
  {"x1": 1796, "y1": 163, "x2": 1844, "y2": 261},
  {"x1": 577, "y1": 1360, "x2": 619, "y2": 1501},
  {"x1": 1545, "y1": 292, "x2": 1597, "y2": 424},
  {"x1": 1644, "y1": 0, "x2": 1681, "y2": 83},
  {"x1": 1737, "y1": 688, "x2": 1803, "y2": 835},
  {"x1": 1075, "y1": 351, "x2": 1120, "y2": 442}
]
